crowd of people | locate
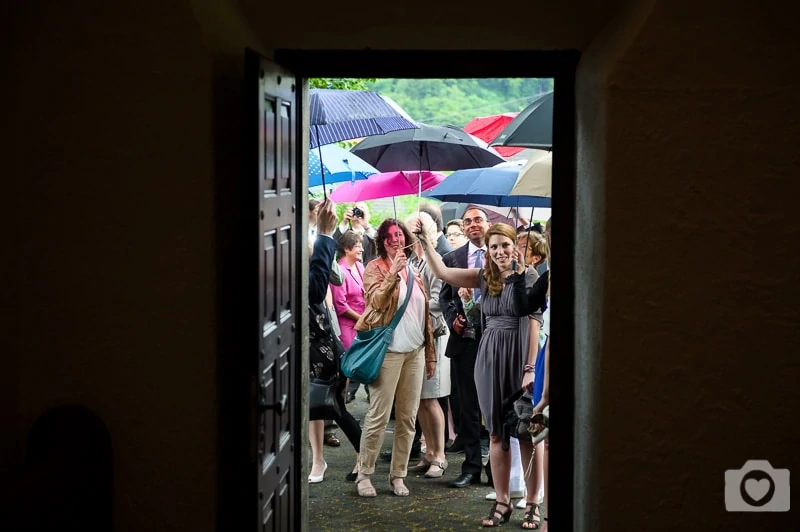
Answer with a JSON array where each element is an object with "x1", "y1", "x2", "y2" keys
[{"x1": 307, "y1": 198, "x2": 552, "y2": 530}]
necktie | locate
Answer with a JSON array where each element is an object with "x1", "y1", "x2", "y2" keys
[{"x1": 473, "y1": 249, "x2": 483, "y2": 303}]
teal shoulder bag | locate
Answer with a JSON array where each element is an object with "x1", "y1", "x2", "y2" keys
[{"x1": 341, "y1": 267, "x2": 414, "y2": 385}]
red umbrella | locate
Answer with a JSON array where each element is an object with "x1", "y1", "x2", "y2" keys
[{"x1": 464, "y1": 114, "x2": 526, "y2": 158}]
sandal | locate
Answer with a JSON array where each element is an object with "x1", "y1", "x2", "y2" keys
[
  {"x1": 423, "y1": 459, "x2": 448, "y2": 478},
  {"x1": 482, "y1": 500, "x2": 513, "y2": 527},
  {"x1": 355, "y1": 475, "x2": 376, "y2": 498},
  {"x1": 521, "y1": 502, "x2": 541, "y2": 529},
  {"x1": 408, "y1": 457, "x2": 432, "y2": 473},
  {"x1": 389, "y1": 475, "x2": 410, "y2": 497}
]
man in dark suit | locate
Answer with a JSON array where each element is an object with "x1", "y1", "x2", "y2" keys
[{"x1": 438, "y1": 207, "x2": 491, "y2": 488}]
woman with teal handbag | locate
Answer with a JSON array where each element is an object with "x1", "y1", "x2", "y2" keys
[{"x1": 350, "y1": 219, "x2": 437, "y2": 498}]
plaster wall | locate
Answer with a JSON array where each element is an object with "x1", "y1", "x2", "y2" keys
[
  {"x1": 5, "y1": 0, "x2": 800, "y2": 530},
  {"x1": 591, "y1": 2, "x2": 800, "y2": 530}
]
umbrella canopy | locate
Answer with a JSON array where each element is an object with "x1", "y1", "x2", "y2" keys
[
  {"x1": 329, "y1": 170, "x2": 446, "y2": 203},
  {"x1": 490, "y1": 91, "x2": 553, "y2": 149},
  {"x1": 427, "y1": 165, "x2": 550, "y2": 207},
  {"x1": 351, "y1": 123, "x2": 504, "y2": 172},
  {"x1": 464, "y1": 113, "x2": 525, "y2": 158},
  {"x1": 439, "y1": 201, "x2": 534, "y2": 227},
  {"x1": 308, "y1": 144, "x2": 378, "y2": 187},
  {"x1": 309, "y1": 89, "x2": 418, "y2": 148},
  {"x1": 509, "y1": 151, "x2": 552, "y2": 199}
]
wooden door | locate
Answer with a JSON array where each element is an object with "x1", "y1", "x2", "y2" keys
[{"x1": 247, "y1": 50, "x2": 302, "y2": 532}]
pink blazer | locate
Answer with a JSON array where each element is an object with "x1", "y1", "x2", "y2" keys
[{"x1": 330, "y1": 259, "x2": 366, "y2": 349}]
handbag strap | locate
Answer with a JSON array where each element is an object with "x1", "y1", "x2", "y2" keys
[{"x1": 388, "y1": 266, "x2": 414, "y2": 329}]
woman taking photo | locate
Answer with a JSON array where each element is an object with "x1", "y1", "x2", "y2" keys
[
  {"x1": 354, "y1": 219, "x2": 437, "y2": 498},
  {"x1": 417, "y1": 222, "x2": 539, "y2": 527}
]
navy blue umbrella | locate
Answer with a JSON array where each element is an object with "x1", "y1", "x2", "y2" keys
[
  {"x1": 426, "y1": 166, "x2": 551, "y2": 207},
  {"x1": 490, "y1": 91, "x2": 553, "y2": 150},
  {"x1": 309, "y1": 89, "x2": 418, "y2": 148}
]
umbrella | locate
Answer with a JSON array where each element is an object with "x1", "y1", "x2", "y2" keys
[
  {"x1": 427, "y1": 165, "x2": 550, "y2": 208},
  {"x1": 309, "y1": 89, "x2": 418, "y2": 148},
  {"x1": 509, "y1": 151, "x2": 552, "y2": 199},
  {"x1": 308, "y1": 144, "x2": 378, "y2": 187},
  {"x1": 464, "y1": 113, "x2": 525, "y2": 158},
  {"x1": 490, "y1": 91, "x2": 553, "y2": 149},
  {"x1": 329, "y1": 171, "x2": 446, "y2": 203},
  {"x1": 351, "y1": 123, "x2": 504, "y2": 172},
  {"x1": 439, "y1": 201, "x2": 533, "y2": 227}
]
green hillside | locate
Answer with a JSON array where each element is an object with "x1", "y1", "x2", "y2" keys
[{"x1": 366, "y1": 78, "x2": 553, "y2": 127}]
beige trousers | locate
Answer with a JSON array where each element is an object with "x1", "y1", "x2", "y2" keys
[{"x1": 358, "y1": 346, "x2": 425, "y2": 478}]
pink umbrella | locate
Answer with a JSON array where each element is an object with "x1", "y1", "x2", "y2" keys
[{"x1": 329, "y1": 170, "x2": 446, "y2": 202}]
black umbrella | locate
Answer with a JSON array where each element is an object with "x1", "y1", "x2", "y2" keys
[
  {"x1": 490, "y1": 91, "x2": 553, "y2": 149},
  {"x1": 351, "y1": 123, "x2": 504, "y2": 172}
]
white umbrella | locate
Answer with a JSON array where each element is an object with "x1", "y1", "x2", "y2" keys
[{"x1": 509, "y1": 150, "x2": 552, "y2": 199}]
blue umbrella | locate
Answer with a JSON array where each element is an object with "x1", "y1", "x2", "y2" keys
[
  {"x1": 309, "y1": 89, "x2": 418, "y2": 148},
  {"x1": 308, "y1": 144, "x2": 378, "y2": 187},
  {"x1": 426, "y1": 166, "x2": 551, "y2": 207}
]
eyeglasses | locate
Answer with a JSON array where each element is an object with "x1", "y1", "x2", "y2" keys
[
  {"x1": 446, "y1": 232, "x2": 464, "y2": 238},
  {"x1": 462, "y1": 217, "x2": 485, "y2": 226}
]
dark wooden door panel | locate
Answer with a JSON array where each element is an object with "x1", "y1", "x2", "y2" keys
[{"x1": 248, "y1": 50, "x2": 301, "y2": 532}]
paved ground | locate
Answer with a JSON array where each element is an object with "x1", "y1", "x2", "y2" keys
[{"x1": 307, "y1": 389, "x2": 525, "y2": 531}]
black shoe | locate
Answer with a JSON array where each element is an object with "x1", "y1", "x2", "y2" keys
[
  {"x1": 380, "y1": 450, "x2": 393, "y2": 462},
  {"x1": 450, "y1": 473, "x2": 480, "y2": 488},
  {"x1": 409, "y1": 446, "x2": 421, "y2": 460},
  {"x1": 445, "y1": 439, "x2": 465, "y2": 454},
  {"x1": 345, "y1": 471, "x2": 358, "y2": 482},
  {"x1": 345, "y1": 392, "x2": 355, "y2": 404}
]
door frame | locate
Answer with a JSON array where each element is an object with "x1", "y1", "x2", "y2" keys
[{"x1": 277, "y1": 49, "x2": 579, "y2": 531}]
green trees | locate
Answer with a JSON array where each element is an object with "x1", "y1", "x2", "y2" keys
[
  {"x1": 309, "y1": 78, "x2": 377, "y2": 90},
  {"x1": 367, "y1": 78, "x2": 553, "y2": 126}
]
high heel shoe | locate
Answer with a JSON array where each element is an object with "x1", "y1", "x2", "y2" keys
[
  {"x1": 408, "y1": 457, "x2": 431, "y2": 473},
  {"x1": 423, "y1": 460, "x2": 448, "y2": 478},
  {"x1": 482, "y1": 500, "x2": 513, "y2": 527},
  {"x1": 308, "y1": 461, "x2": 327, "y2": 484}
]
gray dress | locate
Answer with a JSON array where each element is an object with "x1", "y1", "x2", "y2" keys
[{"x1": 473, "y1": 266, "x2": 538, "y2": 434}]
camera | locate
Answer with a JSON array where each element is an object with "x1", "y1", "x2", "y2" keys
[
  {"x1": 352, "y1": 207, "x2": 364, "y2": 218},
  {"x1": 724, "y1": 459, "x2": 790, "y2": 512}
]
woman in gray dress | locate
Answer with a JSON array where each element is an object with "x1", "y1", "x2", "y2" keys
[{"x1": 417, "y1": 222, "x2": 539, "y2": 527}]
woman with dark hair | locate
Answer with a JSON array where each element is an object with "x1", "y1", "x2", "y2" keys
[
  {"x1": 353, "y1": 219, "x2": 437, "y2": 498},
  {"x1": 331, "y1": 231, "x2": 367, "y2": 352},
  {"x1": 417, "y1": 222, "x2": 540, "y2": 527}
]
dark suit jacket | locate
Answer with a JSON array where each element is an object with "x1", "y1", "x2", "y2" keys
[{"x1": 438, "y1": 243, "x2": 478, "y2": 358}]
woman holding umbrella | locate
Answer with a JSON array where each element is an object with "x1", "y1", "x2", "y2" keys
[{"x1": 415, "y1": 222, "x2": 540, "y2": 527}]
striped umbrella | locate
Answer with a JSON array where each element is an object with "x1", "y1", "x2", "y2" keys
[{"x1": 309, "y1": 89, "x2": 418, "y2": 148}]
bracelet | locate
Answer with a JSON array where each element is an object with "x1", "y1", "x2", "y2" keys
[{"x1": 523, "y1": 364, "x2": 535, "y2": 374}]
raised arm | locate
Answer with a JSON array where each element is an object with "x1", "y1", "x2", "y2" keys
[
  {"x1": 416, "y1": 229, "x2": 480, "y2": 289},
  {"x1": 309, "y1": 200, "x2": 339, "y2": 304}
]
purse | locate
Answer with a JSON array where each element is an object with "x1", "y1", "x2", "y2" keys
[
  {"x1": 309, "y1": 375, "x2": 341, "y2": 420},
  {"x1": 341, "y1": 266, "x2": 415, "y2": 385}
]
